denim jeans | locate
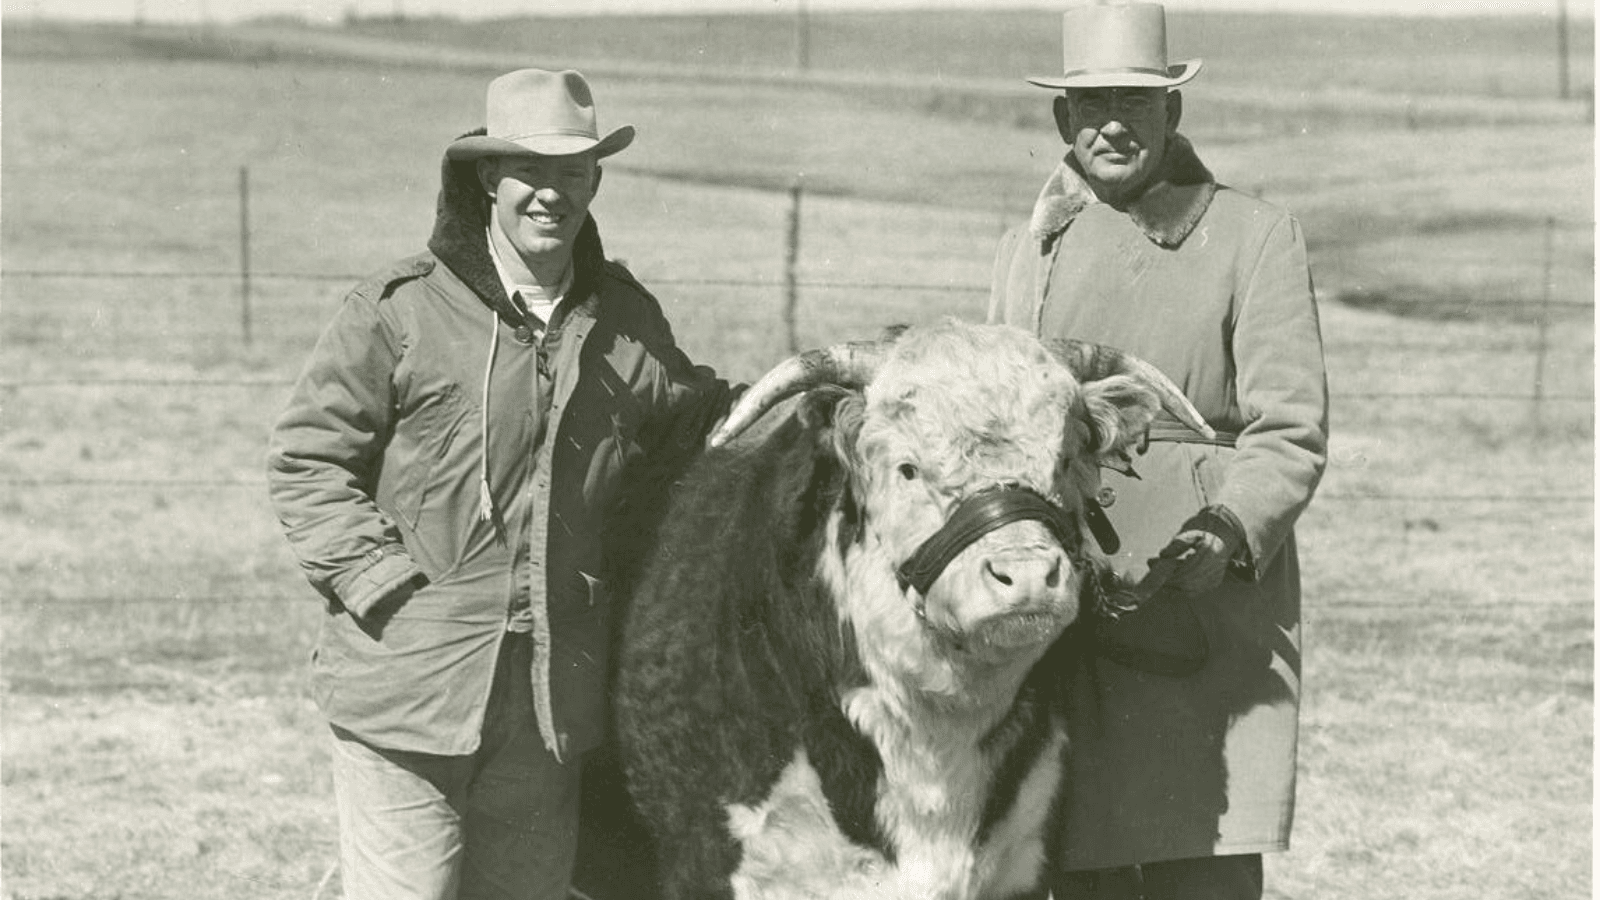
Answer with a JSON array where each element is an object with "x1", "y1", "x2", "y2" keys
[{"x1": 329, "y1": 633, "x2": 583, "y2": 900}]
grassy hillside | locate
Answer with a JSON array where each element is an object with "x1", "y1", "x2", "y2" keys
[
  {"x1": 5, "y1": 15, "x2": 1593, "y2": 317},
  {"x1": 291, "y1": 9, "x2": 1596, "y2": 101},
  {"x1": 6, "y1": 10, "x2": 1591, "y2": 131}
]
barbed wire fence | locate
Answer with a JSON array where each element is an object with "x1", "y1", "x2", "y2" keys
[{"x1": 1, "y1": 177, "x2": 1593, "y2": 616}]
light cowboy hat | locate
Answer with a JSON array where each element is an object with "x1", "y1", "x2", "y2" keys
[
  {"x1": 1028, "y1": 2, "x2": 1202, "y2": 90},
  {"x1": 446, "y1": 68, "x2": 635, "y2": 161}
]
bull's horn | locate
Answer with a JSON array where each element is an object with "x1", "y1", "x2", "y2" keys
[
  {"x1": 1047, "y1": 339, "x2": 1215, "y2": 440},
  {"x1": 708, "y1": 340, "x2": 887, "y2": 447}
]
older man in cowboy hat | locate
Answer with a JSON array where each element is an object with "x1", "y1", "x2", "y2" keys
[
  {"x1": 989, "y1": 4, "x2": 1328, "y2": 899},
  {"x1": 269, "y1": 68, "x2": 735, "y2": 900}
]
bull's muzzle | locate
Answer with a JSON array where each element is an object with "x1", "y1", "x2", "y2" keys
[
  {"x1": 965, "y1": 547, "x2": 1074, "y2": 649},
  {"x1": 896, "y1": 486, "x2": 1072, "y2": 597}
]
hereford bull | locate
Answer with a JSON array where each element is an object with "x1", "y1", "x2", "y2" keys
[{"x1": 606, "y1": 318, "x2": 1210, "y2": 900}]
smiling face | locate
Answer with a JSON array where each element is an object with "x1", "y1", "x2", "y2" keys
[
  {"x1": 477, "y1": 151, "x2": 602, "y2": 281},
  {"x1": 1054, "y1": 86, "x2": 1181, "y2": 205}
]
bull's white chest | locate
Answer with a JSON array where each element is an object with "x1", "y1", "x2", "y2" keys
[{"x1": 722, "y1": 699, "x2": 1066, "y2": 900}]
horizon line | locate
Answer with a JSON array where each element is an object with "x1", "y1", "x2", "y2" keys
[{"x1": 2, "y1": 0, "x2": 1594, "y2": 24}]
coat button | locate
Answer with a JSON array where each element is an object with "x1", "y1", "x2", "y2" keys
[
  {"x1": 1096, "y1": 486, "x2": 1116, "y2": 508},
  {"x1": 514, "y1": 326, "x2": 535, "y2": 344}
]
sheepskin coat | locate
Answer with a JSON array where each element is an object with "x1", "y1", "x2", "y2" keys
[{"x1": 988, "y1": 135, "x2": 1329, "y2": 870}]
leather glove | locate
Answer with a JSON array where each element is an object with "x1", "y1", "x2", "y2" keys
[{"x1": 1154, "y1": 504, "x2": 1247, "y2": 595}]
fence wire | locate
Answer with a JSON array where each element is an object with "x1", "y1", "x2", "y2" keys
[
  {"x1": 5, "y1": 267, "x2": 1596, "y2": 309},
  {"x1": 1, "y1": 593, "x2": 1587, "y2": 613},
  {"x1": 2, "y1": 250, "x2": 1591, "y2": 619},
  {"x1": 1, "y1": 379, "x2": 1592, "y2": 402},
  {"x1": 0, "y1": 476, "x2": 1591, "y2": 506}
]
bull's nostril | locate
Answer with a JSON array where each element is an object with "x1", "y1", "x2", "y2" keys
[{"x1": 985, "y1": 560, "x2": 1015, "y2": 587}]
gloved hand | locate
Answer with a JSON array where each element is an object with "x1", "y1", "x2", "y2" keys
[{"x1": 1154, "y1": 504, "x2": 1247, "y2": 595}]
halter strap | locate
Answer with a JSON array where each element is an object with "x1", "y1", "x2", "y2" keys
[{"x1": 896, "y1": 486, "x2": 1074, "y2": 597}]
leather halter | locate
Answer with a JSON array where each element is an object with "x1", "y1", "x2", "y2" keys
[{"x1": 896, "y1": 485, "x2": 1080, "y2": 597}]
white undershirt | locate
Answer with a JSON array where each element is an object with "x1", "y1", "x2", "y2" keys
[{"x1": 486, "y1": 227, "x2": 572, "y2": 330}]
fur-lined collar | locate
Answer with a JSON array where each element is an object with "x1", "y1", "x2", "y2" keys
[
  {"x1": 1028, "y1": 134, "x2": 1217, "y2": 250},
  {"x1": 426, "y1": 127, "x2": 607, "y2": 325}
]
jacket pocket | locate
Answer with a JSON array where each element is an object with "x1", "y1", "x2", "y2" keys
[
  {"x1": 390, "y1": 380, "x2": 473, "y2": 529},
  {"x1": 309, "y1": 589, "x2": 504, "y2": 752}
]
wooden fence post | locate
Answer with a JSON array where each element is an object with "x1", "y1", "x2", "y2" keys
[
  {"x1": 1531, "y1": 215, "x2": 1555, "y2": 431},
  {"x1": 239, "y1": 166, "x2": 253, "y2": 347},
  {"x1": 1556, "y1": 0, "x2": 1571, "y2": 101},
  {"x1": 783, "y1": 178, "x2": 803, "y2": 355},
  {"x1": 794, "y1": 0, "x2": 811, "y2": 75}
]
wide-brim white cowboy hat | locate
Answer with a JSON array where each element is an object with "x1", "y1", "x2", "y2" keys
[
  {"x1": 446, "y1": 68, "x2": 635, "y2": 160},
  {"x1": 1028, "y1": 2, "x2": 1202, "y2": 90}
]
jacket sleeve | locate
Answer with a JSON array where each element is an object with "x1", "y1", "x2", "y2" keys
[
  {"x1": 605, "y1": 266, "x2": 738, "y2": 457},
  {"x1": 642, "y1": 308, "x2": 737, "y2": 461},
  {"x1": 1218, "y1": 212, "x2": 1329, "y2": 573},
  {"x1": 603, "y1": 298, "x2": 738, "y2": 589},
  {"x1": 266, "y1": 288, "x2": 425, "y2": 617}
]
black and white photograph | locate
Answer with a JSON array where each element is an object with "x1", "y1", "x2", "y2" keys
[{"x1": 1, "y1": 0, "x2": 1592, "y2": 897}]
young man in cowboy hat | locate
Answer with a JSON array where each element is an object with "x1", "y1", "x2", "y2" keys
[
  {"x1": 988, "y1": 4, "x2": 1328, "y2": 899},
  {"x1": 269, "y1": 68, "x2": 734, "y2": 900}
]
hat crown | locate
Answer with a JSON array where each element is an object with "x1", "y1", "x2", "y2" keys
[
  {"x1": 1063, "y1": 2, "x2": 1170, "y2": 75},
  {"x1": 1027, "y1": 1, "x2": 1200, "y2": 91},
  {"x1": 446, "y1": 68, "x2": 634, "y2": 161},
  {"x1": 487, "y1": 69, "x2": 599, "y2": 143}
]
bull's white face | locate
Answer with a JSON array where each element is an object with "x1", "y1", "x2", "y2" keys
[
  {"x1": 822, "y1": 322, "x2": 1099, "y2": 697},
  {"x1": 724, "y1": 321, "x2": 1167, "y2": 898}
]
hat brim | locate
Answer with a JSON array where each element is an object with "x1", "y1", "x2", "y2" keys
[
  {"x1": 445, "y1": 125, "x2": 635, "y2": 161},
  {"x1": 1027, "y1": 59, "x2": 1201, "y2": 90}
]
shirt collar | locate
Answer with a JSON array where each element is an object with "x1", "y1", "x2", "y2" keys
[{"x1": 486, "y1": 226, "x2": 573, "y2": 321}]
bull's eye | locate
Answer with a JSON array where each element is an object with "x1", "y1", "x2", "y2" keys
[{"x1": 897, "y1": 462, "x2": 920, "y2": 481}]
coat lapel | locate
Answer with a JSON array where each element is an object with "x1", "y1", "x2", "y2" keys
[{"x1": 1029, "y1": 134, "x2": 1218, "y2": 250}]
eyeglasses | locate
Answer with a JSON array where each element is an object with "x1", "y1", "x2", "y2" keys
[{"x1": 1067, "y1": 90, "x2": 1159, "y2": 120}]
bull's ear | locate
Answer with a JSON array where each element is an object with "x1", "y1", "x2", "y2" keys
[
  {"x1": 823, "y1": 394, "x2": 866, "y2": 471},
  {"x1": 795, "y1": 385, "x2": 852, "y2": 431},
  {"x1": 792, "y1": 387, "x2": 859, "y2": 454},
  {"x1": 1078, "y1": 374, "x2": 1161, "y2": 463}
]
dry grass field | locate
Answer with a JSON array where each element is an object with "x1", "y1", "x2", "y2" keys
[{"x1": 1, "y1": 11, "x2": 1592, "y2": 900}]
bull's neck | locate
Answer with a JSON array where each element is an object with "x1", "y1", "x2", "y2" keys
[
  {"x1": 838, "y1": 662, "x2": 1041, "y2": 898},
  {"x1": 848, "y1": 649, "x2": 1040, "y2": 746}
]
